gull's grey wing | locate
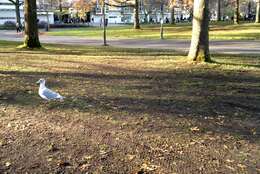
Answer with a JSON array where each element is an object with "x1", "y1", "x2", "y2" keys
[{"x1": 42, "y1": 88, "x2": 60, "y2": 100}]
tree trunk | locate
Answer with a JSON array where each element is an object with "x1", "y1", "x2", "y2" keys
[
  {"x1": 134, "y1": 0, "x2": 140, "y2": 29},
  {"x1": 102, "y1": 0, "x2": 107, "y2": 46},
  {"x1": 15, "y1": 0, "x2": 21, "y2": 27},
  {"x1": 59, "y1": 0, "x2": 62, "y2": 12},
  {"x1": 217, "y1": 0, "x2": 221, "y2": 21},
  {"x1": 160, "y1": 4, "x2": 164, "y2": 39},
  {"x1": 144, "y1": 13, "x2": 148, "y2": 23},
  {"x1": 170, "y1": 5, "x2": 175, "y2": 24},
  {"x1": 58, "y1": 0, "x2": 62, "y2": 22},
  {"x1": 23, "y1": 0, "x2": 41, "y2": 48},
  {"x1": 248, "y1": 1, "x2": 251, "y2": 17},
  {"x1": 234, "y1": 0, "x2": 239, "y2": 24},
  {"x1": 188, "y1": 0, "x2": 210, "y2": 62},
  {"x1": 256, "y1": 0, "x2": 260, "y2": 23},
  {"x1": 46, "y1": 10, "x2": 50, "y2": 31}
]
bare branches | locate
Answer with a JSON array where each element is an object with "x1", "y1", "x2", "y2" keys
[
  {"x1": 7, "y1": 0, "x2": 17, "y2": 5},
  {"x1": 105, "y1": 2, "x2": 134, "y2": 8},
  {"x1": 7, "y1": 0, "x2": 24, "y2": 6},
  {"x1": 104, "y1": 0, "x2": 134, "y2": 8}
]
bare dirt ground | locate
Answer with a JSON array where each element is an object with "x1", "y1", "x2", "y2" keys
[{"x1": 0, "y1": 41, "x2": 259, "y2": 173}]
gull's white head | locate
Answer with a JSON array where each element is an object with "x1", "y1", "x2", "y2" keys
[{"x1": 36, "y1": 78, "x2": 46, "y2": 85}]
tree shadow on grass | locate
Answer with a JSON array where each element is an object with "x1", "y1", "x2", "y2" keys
[
  {"x1": 0, "y1": 68, "x2": 259, "y2": 141},
  {"x1": 212, "y1": 54, "x2": 260, "y2": 68},
  {"x1": 0, "y1": 40, "x2": 180, "y2": 57}
]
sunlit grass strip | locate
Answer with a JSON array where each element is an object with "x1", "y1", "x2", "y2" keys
[{"x1": 47, "y1": 23, "x2": 260, "y2": 40}]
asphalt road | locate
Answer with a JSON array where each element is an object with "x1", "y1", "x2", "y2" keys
[{"x1": 1, "y1": 30, "x2": 260, "y2": 55}]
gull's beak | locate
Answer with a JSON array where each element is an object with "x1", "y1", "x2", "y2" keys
[{"x1": 36, "y1": 80, "x2": 40, "y2": 84}]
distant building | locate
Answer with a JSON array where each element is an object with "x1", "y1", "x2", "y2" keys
[
  {"x1": 66, "y1": 0, "x2": 191, "y2": 25},
  {"x1": 91, "y1": 3, "x2": 134, "y2": 24},
  {"x1": 0, "y1": 0, "x2": 54, "y2": 25},
  {"x1": 89, "y1": 1, "x2": 191, "y2": 24},
  {"x1": 0, "y1": 0, "x2": 191, "y2": 26}
]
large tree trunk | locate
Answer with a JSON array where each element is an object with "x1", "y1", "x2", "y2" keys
[
  {"x1": 188, "y1": 0, "x2": 210, "y2": 62},
  {"x1": 256, "y1": 0, "x2": 260, "y2": 23},
  {"x1": 217, "y1": 0, "x2": 221, "y2": 21},
  {"x1": 170, "y1": 5, "x2": 175, "y2": 24},
  {"x1": 234, "y1": 0, "x2": 239, "y2": 24},
  {"x1": 134, "y1": 0, "x2": 140, "y2": 29},
  {"x1": 15, "y1": 0, "x2": 21, "y2": 27},
  {"x1": 23, "y1": 0, "x2": 41, "y2": 48}
]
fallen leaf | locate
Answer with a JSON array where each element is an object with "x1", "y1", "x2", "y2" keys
[
  {"x1": 189, "y1": 141, "x2": 196, "y2": 145},
  {"x1": 226, "y1": 159, "x2": 234, "y2": 163},
  {"x1": 83, "y1": 155, "x2": 93, "y2": 160},
  {"x1": 5, "y1": 162, "x2": 11, "y2": 167},
  {"x1": 127, "y1": 154, "x2": 135, "y2": 161},
  {"x1": 47, "y1": 143, "x2": 58, "y2": 152},
  {"x1": 79, "y1": 163, "x2": 91, "y2": 171},
  {"x1": 99, "y1": 150, "x2": 108, "y2": 155},
  {"x1": 105, "y1": 116, "x2": 111, "y2": 120},
  {"x1": 237, "y1": 164, "x2": 247, "y2": 169},
  {"x1": 47, "y1": 157, "x2": 53, "y2": 162},
  {"x1": 190, "y1": 127, "x2": 200, "y2": 132},
  {"x1": 57, "y1": 161, "x2": 71, "y2": 167},
  {"x1": 223, "y1": 145, "x2": 228, "y2": 149},
  {"x1": 251, "y1": 128, "x2": 256, "y2": 135},
  {"x1": 226, "y1": 165, "x2": 235, "y2": 171},
  {"x1": 7, "y1": 123, "x2": 12, "y2": 128},
  {"x1": 141, "y1": 163, "x2": 159, "y2": 171}
]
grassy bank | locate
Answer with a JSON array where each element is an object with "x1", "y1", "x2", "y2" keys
[{"x1": 47, "y1": 22, "x2": 260, "y2": 40}]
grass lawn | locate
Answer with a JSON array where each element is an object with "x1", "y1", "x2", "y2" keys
[
  {"x1": 0, "y1": 41, "x2": 259, "y2": 173},
  {"x1": 47, "y1": 22, "x2": 260, "y2": 40}
]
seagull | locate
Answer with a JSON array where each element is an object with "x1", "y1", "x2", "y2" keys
[{"x1": 36, "y1": 79, "x2": 64, "y2": 101}]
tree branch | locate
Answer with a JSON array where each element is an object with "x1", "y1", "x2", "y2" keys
[
  {"x1": 7, "y1": 0, "x2": 23, "y2": 6},
  {"x1": 105, "y1": 2, "x2": 134, "y2": 8},
  {"x1": 7, "y1": 0, "x2": 17, "y2": 5},
  {"x1": 104, "y1": 0, "x2": 134, "y2": 8}
]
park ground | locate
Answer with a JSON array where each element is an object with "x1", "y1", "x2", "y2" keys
[
  {"x1": 0, "y1": 40, "x2": 260, "y2": 173},
  {"x1": 47, "y1": 22, "x2": 260, "y2": 40}
]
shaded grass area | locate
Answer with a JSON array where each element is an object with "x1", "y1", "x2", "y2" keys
[
  {"x1": 0, "y1": 40, "x2": 259, "y2": 173},
  {"x1": 47, "y1": 22, "x2": 260, "y2": 40}
]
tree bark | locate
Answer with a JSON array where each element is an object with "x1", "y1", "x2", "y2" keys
[
  {"x1": 170, "y1": 5, "x2": 175, "y2": 24},
  {"x1": 59, "y1": 0, "x2": 62, "y2": 12},
  {"x1": 160, "y1": 3, "x2": 164, "y2": 39},
  {"x1": 256, "y1": 0, "x2": 260, "y2": 23},
  {"x1": 102, "y1": 0, "x2": 107, "y2": 46},
  {"x1": 144, "y1": 13, "x2": 148, "y2": 23},
  {"x1": 217, "y1": 0, "x2": 221, "y2": 21},
  {"x1": 248, "y1": 1, "x2": 251, "y2": 17},
  {"x1": 15, "y1": 0, "x2": 21, "y2": 27},
  {"x1": 134, "y1": 0, "x2": 140, "y2": 29},
  {"x1": 188, "y1": 0, "x2": 210, "y2": 62},
  {"x1": 234, "y1": 0, "x2": 239, "y2": 24},
  {"x1": 23, "y1": 0, "x2": 41, "y2": 48},
  {"x1": 58, "y1": 0, "x2": 62, "y2": 22}
]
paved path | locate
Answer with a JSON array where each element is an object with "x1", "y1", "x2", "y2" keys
[{"x1": 1, "y1": 30, "x2": 260, "y2": 55}]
